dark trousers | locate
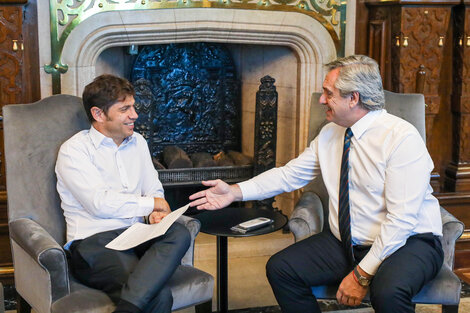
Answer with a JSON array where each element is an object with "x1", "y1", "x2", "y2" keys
[
  {"x1": 69, "y1": 222, "x2": 191, "y2": 313},
  {"x1": 266, "y1": 230, "x2": 443, "y2": 313}
]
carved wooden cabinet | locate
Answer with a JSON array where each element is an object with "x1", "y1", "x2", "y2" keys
[
  {"x1": 365, "y1": 1, "x2": 460, "y2": 191},
  {"x1": 359, "y1": 0, "x2": 470, "y2": 253}
]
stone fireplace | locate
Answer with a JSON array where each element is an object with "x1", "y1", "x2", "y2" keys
[{"x1": 36, "y1": 3, "x2": 356, "y2": 214}]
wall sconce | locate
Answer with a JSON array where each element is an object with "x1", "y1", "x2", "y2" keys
[
  {"x1": 456, "y1": 34, "x2": 470, "y2": 47},
  {"x1": 12, "y1": 40, "x2": 24, "y2": 52},
  {"x1": 395, "y1": 33, "x2": 408, "y2": 47},
  {"x1": 438, "y1": 36, "x2": 444, "y2": 47},
  {"x1": 403, "y1": 37, "x2": 409, "y2": 47}
]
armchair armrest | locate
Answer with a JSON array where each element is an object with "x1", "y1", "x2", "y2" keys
[
  {"x1": 175, "y1": 215, "x2": 201, "y2": 266},
  {"x1": 9, "y1": 218, "x2": 70, "y2": 302},
  {"x1": 288, "y1": 191, "x2": 324, "y2": 242},
  {"x1": 440, "y1": 207, "x2": 464, "y2": 269}
]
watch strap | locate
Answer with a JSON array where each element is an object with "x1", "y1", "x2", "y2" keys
[{"x1": 353, "y1": 266, "x2": 371, "y2": 286}]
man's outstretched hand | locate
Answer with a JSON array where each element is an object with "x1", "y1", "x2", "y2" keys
[{"x1": 189, "y1": 179, "x2": 243, "y2": 210}]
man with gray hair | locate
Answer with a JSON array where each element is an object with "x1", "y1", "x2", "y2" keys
[{"x1": 189, "y1": 55, "x2": 443, "y2": 312}]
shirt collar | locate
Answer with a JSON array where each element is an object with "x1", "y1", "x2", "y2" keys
[
  {"x1": 89, "y1": 126, "x2": 136, "y2": 149},
  {"x1": 350, "y1": 109, "x2": 385, "y2": 140}
]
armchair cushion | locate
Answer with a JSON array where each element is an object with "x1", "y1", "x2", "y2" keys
[
  {"x1": 311, "y1": 264, "x2": 461, "y2": 305},
  {"x1": 51, "y1": 288, "x2": 114, "y2": 313},
  {"x1": 51, "y1": 266, "x2": 214, "y2": 313}
]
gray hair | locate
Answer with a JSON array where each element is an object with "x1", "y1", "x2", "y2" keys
[{"x1": 325, "y1": 55, "x2": 385, "y2": 111}]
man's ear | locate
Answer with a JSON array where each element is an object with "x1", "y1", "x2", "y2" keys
[
  {"x1": 349, "y1": 92, "x2": 360, "y2": 108},
  {"x1": 91, "y1": 106, "x2": 105, "y2": 122}
]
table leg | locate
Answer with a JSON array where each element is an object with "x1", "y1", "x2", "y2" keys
[{"x1": 217, "y1": 236, "x2": 228, "y2": 313}]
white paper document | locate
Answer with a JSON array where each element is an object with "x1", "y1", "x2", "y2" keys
[{"x1": 106, "y1": 204, "x2": 190, "y2": 251}]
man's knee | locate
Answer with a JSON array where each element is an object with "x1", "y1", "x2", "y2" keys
[
  {"x1": 266, "y1": 251, "x2": 289, "y2": 282},
  {"x1": 370, "y1": 279, "x2": 412, "y2": 312},
  {"x1": 167, "y1": 222, "x2": 191, "y2": 250}
]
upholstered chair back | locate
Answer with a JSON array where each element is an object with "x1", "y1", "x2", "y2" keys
[{"x1": 4, "y1": 95, "x2": 90, "y2": 245}]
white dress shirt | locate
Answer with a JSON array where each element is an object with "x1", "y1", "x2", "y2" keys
[
  {"x1": 56, "y1": 126, "x2": 164, "y2": 245},
  {"x1": 239, "y1": 109, "x2": 442, "y2": 275}
]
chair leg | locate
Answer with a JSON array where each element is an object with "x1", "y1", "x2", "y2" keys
[
  {"x1": 17, "y1": 293, "x2": 31, "y2": 313},
  {"x1": 195, "y1": 299, "x2": 212, "y2": 313},
  {"x1": 442, "y1": 304, "x2": 458, "y2": 313}
]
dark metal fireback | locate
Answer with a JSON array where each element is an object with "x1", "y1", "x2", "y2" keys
[{"x1": 130, "y1": 43, "x2": 241, "y2": 160}]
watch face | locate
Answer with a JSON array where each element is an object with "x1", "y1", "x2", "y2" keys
[{"x1": 358, "y1": 277, "x2": 370, "y2": 286}]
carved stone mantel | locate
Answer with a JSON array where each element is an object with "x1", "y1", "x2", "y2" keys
[{"x1": 445, "y1": 2, "x2": 470, "y2": 192}]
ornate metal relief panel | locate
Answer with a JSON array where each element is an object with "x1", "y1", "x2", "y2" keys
[
  {"x1": 254, "y1": 75, "x2": 277, "y2": 210},
  {"x1": 0, "y1": 6, "x2": 23, "y2": 190},
  {"x1": 130, "y1": 42, "x2": 240, "y2": 160},
  {"x1": 46, "y1": 0, "x2": 346, "y2": 93}
]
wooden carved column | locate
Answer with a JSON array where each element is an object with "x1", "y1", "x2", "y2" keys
[
  {"x1": 0, "y1": 6, "x2": 23, "y2": 273},
  {"x1": 445, "y1": 2, "x2": 470, "y2": 192},
  {"x1": 0, "y1": 5, "x2": 23, "y2": 191},
  {"x1": 253, "y1": 76, "x2": 278, "y2": 210},
  {"x1": 0, "y1": 2, "x2": 32, "y2": 282}
]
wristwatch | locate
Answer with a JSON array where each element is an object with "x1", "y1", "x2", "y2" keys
[{"x1": 353, "y1": 267, "x2": 371, "y2": 287}]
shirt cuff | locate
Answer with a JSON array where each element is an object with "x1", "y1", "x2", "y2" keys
[
  {"x1": 238, "y1": 180, "x2": 260, "y2": 201},
  {"x1": 358, "y1": 251, "x2": 382, "y2": 276},
  {"x1": 138, "y1": 196, "x2": 155, "y2": 216}
]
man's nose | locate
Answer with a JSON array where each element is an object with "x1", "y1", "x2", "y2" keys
[
  {"x1": 130, "y1": 107, "x2": 138, "y2": 120},
  {"x1": 319, "y1": 94, "x2": 327, "y2": 105}
]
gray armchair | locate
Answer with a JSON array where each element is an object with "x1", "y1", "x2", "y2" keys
[
  {"x1": 0, "y1": 282, "x2": 4, "y2": 313},
  {"x1": 288, "y1": 91, "x2": 464, "y2": 313},
  {"x1": 3, "y1": 95, "x2": 214, "y2": 313}
]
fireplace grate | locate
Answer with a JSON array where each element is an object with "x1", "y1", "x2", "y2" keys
[{"x1": 157, "y1": 165, "x2": 253, "y2": 187}]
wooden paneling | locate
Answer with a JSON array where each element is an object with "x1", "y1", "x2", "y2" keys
[
  {"x1": 0, "y1": 6, "x2": 23, "y2": 281},
  {"x1": 356, "y1": 0, "x2": 470, "y2": 251},
  {"x1": 0, "y1": 0, "x2": 40, "y2": 283},
  {"x1": 355, "y1": 1, "x2": 370, "y2": 56},
  {"x1": 359, "y1": 2, "x2": 458, "y2": 193},
  {"x1": 0, "y1": 5, "x2": 23, "y2": 191},
  {"x1": 445, "y1": 3, "x2": 470, "y2": 192}
]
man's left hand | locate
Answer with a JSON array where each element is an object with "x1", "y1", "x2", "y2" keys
[
  {"x1": 149, "y1": 211, "x2": 169, "y2": 224},
  {"x1": 150, "y1": 197, "x2": 171, "y2": 224},
  {"x1": 336, "y1": 271, "x2": 368, "y2": 306}
]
